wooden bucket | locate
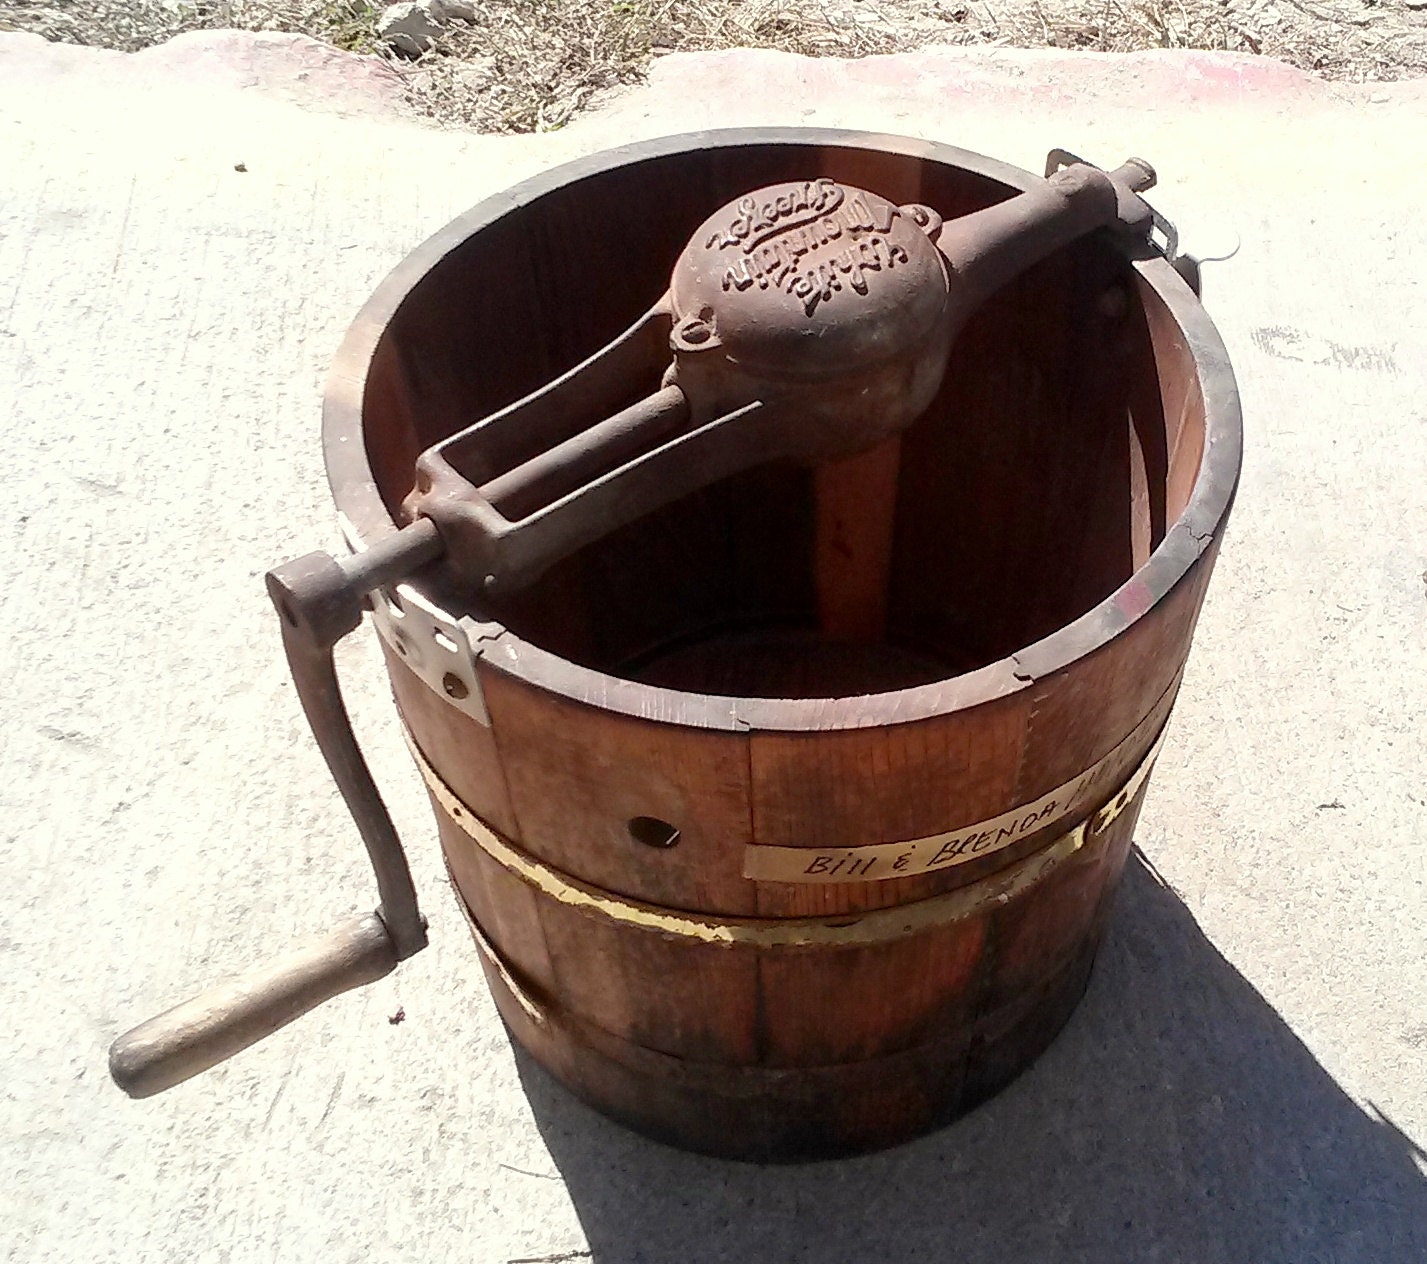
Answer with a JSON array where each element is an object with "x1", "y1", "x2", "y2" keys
[{"x1": 326, "y1": 131, "x2": 1241, "y2": 1161}]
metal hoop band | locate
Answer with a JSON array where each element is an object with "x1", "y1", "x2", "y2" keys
[{"x1": 404, "y1": 722, "x2": 1168, "y2": 951}]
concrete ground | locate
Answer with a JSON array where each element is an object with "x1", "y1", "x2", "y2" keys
[{"x1": 2, "y1": 29, "x2": 1425, "y2": 1264}]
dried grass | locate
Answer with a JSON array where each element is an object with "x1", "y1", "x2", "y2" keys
[
  {"x1": 2, "y1": 0, "x2": 1424, "y2": 133},
  {"x1": 405, "y1": 0, "x2": 906, "y2": 131},
  {"x1": 0, "y1": 0, "x2": 382, "y2": 52}
]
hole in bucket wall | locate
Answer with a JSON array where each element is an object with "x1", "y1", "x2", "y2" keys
[{"x1": 628, "y1": 817, "x2": 681, "y2": 849}]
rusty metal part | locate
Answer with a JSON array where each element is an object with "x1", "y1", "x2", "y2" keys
[
  {"x1": 1047, "y1": 149, "x2": 1178, "y2": 260},
  {"x1": 327, "y1": 128, "x2": 1241, "y2": 744},
  {"x1": 407, "y1": 158, "x2": 1162, "y2": 595},
  {"x1": 108, "y1": 519, "x2": 442, "y2": 1097},
  {"x1": 264, "y1": 519, "x2": 441, "y2": 961},
  {"x1": 669, "y1": 181, "x2": 953, "y2": 433},
  {"x1": 481, "y1": 384, "x2": 691, "y2": 521}
]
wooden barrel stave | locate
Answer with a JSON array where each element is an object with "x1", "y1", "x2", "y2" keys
[
  {"x1": 472, "y1": 857, "x2": 1121, "y2": 1161},
  {"x1": 423, "y1": 745, "x2": 1150, "y2": 1157}
]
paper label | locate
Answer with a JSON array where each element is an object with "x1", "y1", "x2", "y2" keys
[{"x1": 742, "y1": 718, "x2": 1167, "y2": 884}]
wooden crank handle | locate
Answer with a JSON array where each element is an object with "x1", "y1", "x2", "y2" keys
[{"x1": 109, "y1": 914, "x2": 397, "y2": 1099}]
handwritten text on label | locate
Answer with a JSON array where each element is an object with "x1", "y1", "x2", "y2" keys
[{"x1": 742, "y1": 716, "x2": 1171, "y2": 884}]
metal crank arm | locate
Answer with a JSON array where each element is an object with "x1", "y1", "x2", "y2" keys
[
  {"x1": 108, "y1": 520, "x2": 443, "y2": 1098},
  {"x1": 413, "y1": 394, "x2": 796, "y2": 594},
  {"x1": 480, "y1": 396, "x2": 798, "y2": 593},
  {"x1": 413, "y1": 301, "x2": 674, "y2": 488}
]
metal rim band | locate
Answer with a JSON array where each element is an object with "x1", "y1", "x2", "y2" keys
[{"x1": 403, "y1": 722, "x2": 1168, "y2": 950}]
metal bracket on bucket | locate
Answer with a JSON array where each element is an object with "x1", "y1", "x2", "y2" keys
[
  {"x1": 337, "y1": 511, "x2": 497, "y2": 729},
  {"x1": 1043, "y1": 148, "x2": 1210, "y2": 294},
  {"x1": 108, "y1": 520, "x2": 443, "y2": 1098}
]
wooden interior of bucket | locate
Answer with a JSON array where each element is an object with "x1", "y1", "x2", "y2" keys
[{"x1": 362, "y1": 144, "x2": 1206, "y2": 698}]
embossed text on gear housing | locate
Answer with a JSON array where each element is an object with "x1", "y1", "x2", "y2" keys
[{"x1": 705, "y1": 179, "x2": 911, "y2": 317}]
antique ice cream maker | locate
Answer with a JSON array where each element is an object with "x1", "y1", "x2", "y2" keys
[{"x1": 110, "y1": 132, "x2": 1239, "y2": 1161}]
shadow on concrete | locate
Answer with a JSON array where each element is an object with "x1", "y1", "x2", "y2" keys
[{"x1": 516, "y1": 851, "x2": 1427, "y2": 1264}]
